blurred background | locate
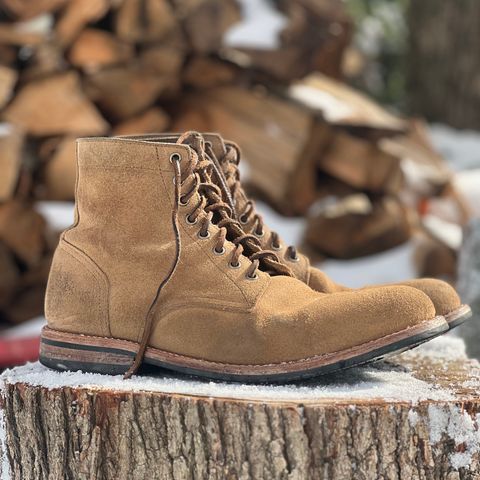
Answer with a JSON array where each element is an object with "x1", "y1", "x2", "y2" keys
[{"x1": 0, "y1": 0, "x2": 479, "y2": 368}]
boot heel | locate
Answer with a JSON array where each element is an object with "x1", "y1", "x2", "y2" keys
[{"x1": 39, "y1": 327, "x2": 136, "y2": 376}]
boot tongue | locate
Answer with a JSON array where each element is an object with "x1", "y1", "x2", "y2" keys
[
  {"x1": 202, "y1": 133, "x2": 227, "y2": 159},
  {"x1": 176, "y1": 131, "x2": 206, "y2": 164}
]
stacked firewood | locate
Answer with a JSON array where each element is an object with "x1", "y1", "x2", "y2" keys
[
  {"x1": 174, "y1": 73, "x2": 468, "y2": 264},
  {"x1": 0, "y1": 0, "x2": 354, "y2": 200},
  {"x1": 0, "y1": 0, "x2": 466, "y2": 327},
  {"x1": 0, "y1": 127, "x2": 55, "y2": 324},
  {"x1": 0, "y1": 0, "x2": 354, "y2": 325}
]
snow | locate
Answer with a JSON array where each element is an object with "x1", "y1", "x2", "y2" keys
[
  {"x1": 415, "y1": 335, "x2": 467, "y2": 360},
  {"x1": 288, "y1": 85, "x2": 355, "y2": 123},
  {"x1": 0, "y1": 124, "x2": 14, "y2": 137},
  {"x1": 0, "y1": 336, "x2": 466, "y2": 405},
  {"x1": 224, "y1": 0, "x2": 287, "y2": 50},
  {"x1": 428, "y1": 405, "x2": 480, "y2": 470},
  {"x1": 408, "y1": 409, "x2": 419, "y2": 427},
  {"x1": 422, "y1": 215, "x2": 463, "y2": 251},
  {"x1": 15, "y1": 14, "x2": 53, "y2": 35},
  {"x1": 0, "y1": 408, "x2": 8, "y2": 480},
  {"x1": 0, "y1": 317, "x2": 45, "y2": 340},
  {"x1": 429, "y1": 124, "x2": 480, "y2": 171},
  {"x1": 35, "y1": 201, "x2": 74, "y2": 231}
]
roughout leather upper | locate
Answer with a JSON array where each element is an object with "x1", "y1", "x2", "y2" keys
[
  {"x1": 45, "y1": 136, "x2": 438, "y2": 366},
  {"x1": 201, "y1": 133, "x2": 461, "y2": 317}
]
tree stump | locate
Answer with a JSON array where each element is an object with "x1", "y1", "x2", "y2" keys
[{"x1": 1, "y1": 336, "x2": 480, "y2": 480}]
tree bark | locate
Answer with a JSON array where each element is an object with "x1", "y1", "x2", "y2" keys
[
  {"x1": 1, "y1": 341, "x2": 480, "y2": 479},
  {"x1": 407, "y1": 0, "x2": 480, "y2": 129}
]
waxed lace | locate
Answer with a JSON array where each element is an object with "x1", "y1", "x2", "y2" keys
[
  {"x1": 125, "y1": 132, "x2": 292, "y2": 378},
  {"x1": 180, "y1": 132, "x2": 293, "y2": 276},
  {"x1": 208, "y1": 142, "x2": 299, "y2": 262}
]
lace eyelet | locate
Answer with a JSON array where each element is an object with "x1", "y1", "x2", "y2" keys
[
  {"x1": 170, "y1": 153, "x2": 182, "y2": 163},
  {"x1": 271, "y1": 243, "x2": 282, "y2": 251},
  {"x1": 289, "y1": 255, "x2": 300, "y2": 263},
  {"x1": 254, "y1": 230, "x2": 264, "y2": 238},
  {"x1": 246, "y1": 273, "x2": 259, "y2": 281},
  {"x1": 179, "y1": 195, "x2": 189, "y2": 206},
  {"x1": 239, "y1": 215, "x2": 249, "y2": 224},
  {"x1": 185, "y1": 214, "x2": 198, "y2": 225},
  {"x1": 213, "y1": 247, "x2": 226, "y2": 255},
  {"x1": 229, "y1": 261, "x2": 241, "y2": 269},
  {"x1": 198, "y1": 230, "x2": 210, "y2": 240}
]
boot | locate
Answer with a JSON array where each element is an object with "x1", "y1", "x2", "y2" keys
[
  {"x1": 41, "y1": 135, "x2": 447, "y2": 382},
  {"x1": 123, "y1": 132, "x2": 470, "y2": 330}
]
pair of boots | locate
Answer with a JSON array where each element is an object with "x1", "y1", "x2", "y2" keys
[{"x1": 40, "y1": 132, "x2": 471, "y2": 382}]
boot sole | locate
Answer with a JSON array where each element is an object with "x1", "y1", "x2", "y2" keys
[
  {"x1": 39, "y1": 316, "x2": 448, "y2": 383},
  {"x1": 445, "y1": 304, "x2": 472, "y2": 330}
]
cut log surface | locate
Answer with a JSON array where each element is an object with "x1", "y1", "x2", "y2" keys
[
  {"x1": 289, "y1": 73, "x2": 407, "y2": 132},
  {"x1": 3, "y1": 72, "x2": 108, "y2": 136},
  {"x1": 1, "y1": 336, "x2": 480, "y2": 479}
]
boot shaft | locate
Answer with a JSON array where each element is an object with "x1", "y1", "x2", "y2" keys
[
  {"x1": 46, "y1": 138, "x2": 192, "y2": 341},
  {"x1": 45, "y1": 136, "x2": 269, "y2": 344}
]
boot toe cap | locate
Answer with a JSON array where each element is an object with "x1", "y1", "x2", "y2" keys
[{"x1": 399, "y1": 278, "x2": 461, "y2": 316}]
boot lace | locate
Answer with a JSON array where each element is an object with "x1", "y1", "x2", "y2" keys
[
  {"x1": 125, "y1": 132, "x2": 292, "y2": 378},
  {"x1": 207, "y1": 141, "x2": 299, "y2": 262}
]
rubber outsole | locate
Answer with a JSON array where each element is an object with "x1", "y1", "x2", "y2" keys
[
  {"x1": 40, "y1": 317, "x2": 449, "y2": 383},
  {"x1": 445, "y1": 304, "x2": 472, "y2": 330}
]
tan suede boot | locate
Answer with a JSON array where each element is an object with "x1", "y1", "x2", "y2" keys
[
  {"x1": 41, "y1": 135, "x2": 447, "y2": 382},
  {"x1": 122, "y1": 132, "x2": 470, "y2": 329},
  {"x1": 208, "y1": 134, "x2": 471, "y2": 328}
]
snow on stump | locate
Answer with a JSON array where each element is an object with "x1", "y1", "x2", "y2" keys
[{"x1": 1, "y1": 337, "x2": 480, "y2": 480}]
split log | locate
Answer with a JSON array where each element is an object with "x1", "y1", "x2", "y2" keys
[
  {"x1": 19, "y1": 41, "x2": 66, "y2": 82},
  {"x1": 114, "y1": 0, "x2": 177, "y2": 44},
  {"x1": 3, "y1": 263, "x2": 50, "y2": 324},
  {"x1": 68, "y1": 28, "x2": 134, "y2": 72},
  {"x1": 0, "y1": 200, "x2": 47, "y2": 268},
  {"x1": 54, "y1": 0, "x2": 110, "y2": 47},
  {"x1": 140, "y1": 43, "x2": 186, "y2": 77},
  {"x1": 380, "y1": 119, "x2": 452, "y2": 198},
  {"x1": 0, "y1": 45, "x2": 17, "y2": 66},
  {"x1": 176, "y1": 0, "x2": 241, "y2": 54},
  {"x1": 113, "y1": 107, "x2": 170, "y2": 136},
  {"x1": 183, "y1": 56, "x2": 238, "y2": 89},
  {"x1": 172, "y1": 85, "x2": 324, "y2": 215},
  {"x1": 0, "y1": 0, "x2": 67, "y2": 20},
  {"x1": 85, "y1": 65, "x2": 175, "y2": 121},
  {"x1": 223, "y1": 0, "x2": 351, "y2": 82},
  {"x1": 0, "y1": 21, "x2": 46, "y2": 46},
  {"x1": 304, "y1": 195, "x2": 411, "y2": 259},
  {"x1": 2, "y1": 337, "x2": 480, "y2": 479},
  {"x1": 289, "y1": 73, "x2": 407, "y2": 132},
  {"x1": 3, "y1": 72, "x2": 109, "y2": 136},
  {"x1": 0, "y1": 126, "x2": 23, "y2": 202},
  {"x1": 316, "y1": 127, "x2": 405, "y2": 195},
  {"x1": 0, "y1": 66, "x2": 17, "y2": 109},
  {"x1": 42, "y1": 136, "x2": 77, "y2": 201},
  {"x1": 0, "y1": 242, "x2": 19, "y2": 308},
  {"x1": 413, "y1": 234, "x2": 457, "y2": 283},
  {"x1": 172, "y1": 83, "x2": 411, "y2": 215}
]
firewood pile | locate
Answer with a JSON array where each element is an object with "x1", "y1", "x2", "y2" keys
[
  {"x1": 0, "y1": 0, "x2": 468, "y2": 328},
  {"x1": 0, "y1": 127, "x2": 55, "y2": 324},
  {"x1": 174, "y1": 74, "x2": 469, "y2": 265}
]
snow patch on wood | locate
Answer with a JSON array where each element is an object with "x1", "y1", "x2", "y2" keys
[
  {"x1": 0, "y1": 404, "x2": 9, "y2": 480},
  {"x1": 428, "y1": 405, "x2": 480, "y2": 470},
  {"x1": 0, "y1": 336, "x2": 466, "y2": 404},
  {"x1": 224, "y1": 0, "x2": 287, "y2": 49}
]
